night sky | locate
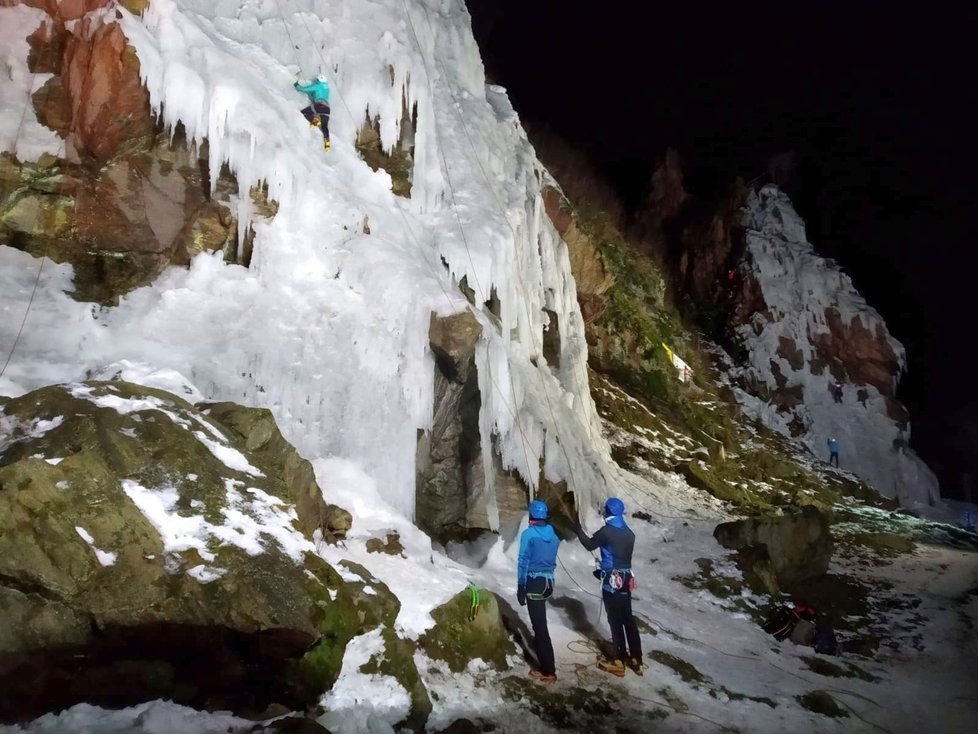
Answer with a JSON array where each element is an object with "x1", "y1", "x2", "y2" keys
[{"x1": 466, "y1": 1, "x2": 978, "y2": 498}]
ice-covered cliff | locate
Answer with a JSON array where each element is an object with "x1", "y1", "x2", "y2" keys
[
  {"x1": 0, "y1": 0, "x2": 609, "y2": 524},
  {"x1": 727, "y1": 185, "x2": 938, "y2": 507}
]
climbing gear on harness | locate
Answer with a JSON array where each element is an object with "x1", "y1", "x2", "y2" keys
[
  {"x1": 310, "y1": 116, "x2": 322, "y2": 127},
  {"x1": 525, "y1": 578, "x2": 554, "y2": 602}
]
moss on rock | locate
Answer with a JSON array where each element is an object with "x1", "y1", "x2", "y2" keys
[{"x1": 420, "y1": 587, "x2": 514, "y2": 673}]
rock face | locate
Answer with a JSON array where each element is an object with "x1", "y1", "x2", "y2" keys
[
  {"x1": 541, "y1": 184, "x2": 614, "y2": 326},
  {"x1": 719, "y1": 187, "x2": 938, "y2": 506},
  {"x1": 419, "y1": 586, "x2": 515, "y2": 673},
  {"x1": 713, "y1": 506, "x2": 833, "y2": 594},
  {"x1": 0, "y1": 380, "x2": 361, "y2": 722},
  {"x1": 418, "y1": 311, "x2": 529, "y2": 544},
  {"x1": 0, "y1": 1, "x2": 254, "y2": 304}
]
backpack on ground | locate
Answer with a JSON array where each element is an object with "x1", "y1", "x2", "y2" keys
[
  {"x1": 763, "y1": 606, "x2": 798, "y2": 641},
  {"x1": 813, "y1": 623, "x2": 840, "y2": 655}
]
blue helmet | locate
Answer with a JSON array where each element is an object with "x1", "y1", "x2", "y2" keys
[
  {"x1": 528, "y1": 499, "x2": 549, "y2": 520},
  {"x1": 603, "y1": 497, "x2": 625, "y2": 517}
]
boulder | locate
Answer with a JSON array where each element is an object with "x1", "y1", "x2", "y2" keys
[
  {"x1": 713, "y1": 506, "x2": 833, "y2": 592},
  {"x1": 419, "y1": 587, "x2": 515, "y2": 673},
  {"x1": 0, "y1": 381, "x2": 363, "y2": 722}
]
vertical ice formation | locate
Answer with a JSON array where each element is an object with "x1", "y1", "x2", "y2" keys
[
  {"x1": 1, "y1": 0, "x2": 608, "y2": 523},
  {"x1": 730, "y1": 185, "x2": 938, "y2": 507}
]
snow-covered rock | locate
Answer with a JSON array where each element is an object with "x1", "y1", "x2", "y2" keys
[{"x1": 728, "y1": 185, "x2": 938, "y2": 507}]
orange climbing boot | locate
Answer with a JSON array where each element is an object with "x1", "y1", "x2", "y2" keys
[
  {"x1": 597, "y1": 657, "x2": 626, "y2": 677},
  {"x1": 628, "y1": 657, "x2": 646, "y2": 676},
  {"x1": 530, "y1": 669, "x2": 557, "y2": 684}
]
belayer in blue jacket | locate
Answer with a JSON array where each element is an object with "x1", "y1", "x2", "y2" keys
[
  {"x1": 575, "y1": 497, "x2": 644, "y2": 677},
  {"x1": 517, "y1": 499, "x2": 560, "y2": 683},
  {"x1": 827, "y1": 437, "x2": 840, "y2": 467},
  {"x1": 294, "y1": 74, "x2": 331, "y2": 150}
]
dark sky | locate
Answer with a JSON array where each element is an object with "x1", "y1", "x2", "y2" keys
[{"x1": 466, "y1": 1, "x2": 978, "y2": 498}]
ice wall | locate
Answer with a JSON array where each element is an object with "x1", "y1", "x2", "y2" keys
[{"x1": 0, "y1": 0, "x2": 609, "y2": 522}]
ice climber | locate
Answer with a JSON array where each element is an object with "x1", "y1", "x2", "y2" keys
[
  {"x1": 294, "y1": 74, "x2": 331, "y2": 151},
  {"x1": 517, "y1": 500, "x2": 560, "y2": 684},
  {"x1": 575, "y1": 498, "x2": 644, "y2": 677},
  {"x1": 832, "y1": 380, "x2": 844, "y2": 404},
  {"x1": 827, "y1": 437, "x2": 840, "y2": 467}
]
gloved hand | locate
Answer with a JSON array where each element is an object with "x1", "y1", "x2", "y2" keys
[
  {"x1": 517, "y1": 585, "x2": 526, "y2": 606},
  {"x1": 592, "y1": 569, "x2": 602, "y2": 580}
]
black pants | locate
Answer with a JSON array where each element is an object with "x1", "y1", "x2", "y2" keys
[
  {"x1": 830, "y1": 452, "x2": 839, "y2": 467},
  {"x1": 604, "y1": 591, "x2": 642, "y2": 662},
  {"x1": 526, "y1": 577, "x2": 555, "y2": 675},
  {"x1": 301, "y1": 102, "x2": 331, "y2": 140}
]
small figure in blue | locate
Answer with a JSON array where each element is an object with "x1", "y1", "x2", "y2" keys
[
  {"x1": 827, "y1": 437, "x2": 840, "y2": 467},
  {"x1": 517, "y1": 499, "x2": 560, "y2": 684},
  {"x1": 575, "y1": 497, "x2": 644, "y2": 677},
  {"x1": 832, "y1": 380, "x2": 844, "y2": 403},
  {"x1": 294, "y1": 74, "x2": 331, "y2": 151}
]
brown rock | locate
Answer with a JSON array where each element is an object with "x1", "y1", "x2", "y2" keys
[
  {"x1": 541, "y1": 185, "x2": 613, "y2": 324},
  {"x1": 62, "y1": 16, "x2": 154, "y2": 161},
  {"x1": 429, "y1": 310, "x2": 482, "y2": 383}
]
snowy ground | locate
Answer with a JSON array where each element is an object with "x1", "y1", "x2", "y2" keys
[
  {"x1": 5, "y1": 423, "x2": 976, "y2": 733},
  {"x1": 2, "y1": 0, "x2": 976, "y2": 732}
]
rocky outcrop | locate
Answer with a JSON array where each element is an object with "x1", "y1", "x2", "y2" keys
[
  {"x1": 713, "y1": 506, "x2": 833, "y2": 594},
  {"x1": 541, "y1": 185, "x2": 613, "y2": 325},
  {"x1": 0, "y1": 1, "x2": 264, "y2": 304},
  {"x1": 648, "y1": 180, "x2": 937, "y2": 506},
  {"x1": 418, "y1": 311, "x2": 530, "y2": 544},
  {"x1": 720, "y1": 187, "x2": 939, "y2": 506},
  {"x1": 419, "y1": 587, "x2": 515, "y2": 673},
  {"x1": 0, "y1": 380, "x2": 362, "y2": 722}
]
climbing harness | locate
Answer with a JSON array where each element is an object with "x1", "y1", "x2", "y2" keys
[{"x1": 525, "y1": 577, "x2": 554, "y2": 602}]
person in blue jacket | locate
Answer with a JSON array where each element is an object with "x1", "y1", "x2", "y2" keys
[
  {"x1": 827, "y1": 437, "x2": 840, "y2": 467},
  {"x1": 517, "y1": 499, "x2": 560, "y2": 684},
  {"x1": 294, "y1": 74, "x2": 331, "y2": 150},
  {"x1": 575, "y1": 497, "x2": 644, "y2": 677}
]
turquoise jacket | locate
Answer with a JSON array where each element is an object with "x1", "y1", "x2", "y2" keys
[
  {"x1": 294, "y1": 78, "x2": 330, "y2": 104},
  {"x1": 517, "y1": 522, "x2": 559, "y2": 586}
]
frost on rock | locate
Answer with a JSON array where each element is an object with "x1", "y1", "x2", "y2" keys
[
  {"x1": 729, "y1": 185, "x2": 938, "y2": 506},
  {"x1": 0, "y1": 0, "x2": 611, "y2": 526},
  {"x1": 0, "y1": 5, "x2": 65, "y2": 161}
]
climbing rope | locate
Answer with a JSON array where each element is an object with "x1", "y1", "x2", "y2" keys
[
  {"x1": 1, "y1": 51, "x2": 47, "y2": 381},
  {"x1": 467, "y1": 583, "x2": 481, "y2": 620},
  {"x1": 0, "y1": 257, "x2": 45, "y2": 381}
]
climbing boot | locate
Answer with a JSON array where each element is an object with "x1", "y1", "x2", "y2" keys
[
  {"x1": 597, "y1": 657, "x2": 626, "y2": 678},
  {"x1": 323, "y1": 139, "x2": 331, "y2": 151},
  {"x1": 310, "y1": 116, "x2": 322, "y2": 127},
  {"x1": 529, "y1": 669, "x2": 557, "y2": 684},
  {"x1": 628, "y1": 657, "x2": 646, "y2": 676}
]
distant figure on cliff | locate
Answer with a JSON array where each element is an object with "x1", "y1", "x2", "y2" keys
[
  {"x1": 832, "y1": 380, "x2": 843, "y2": 404},
  {"x1": 517, "y1": 500, "x2": 560, "y2": 684},
  {"x1": 827, "y1": 437, "x2": 840, "y2": 467},
  {"x1": 294, "y1": 74, "x2": 331, "y2": 151}
]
